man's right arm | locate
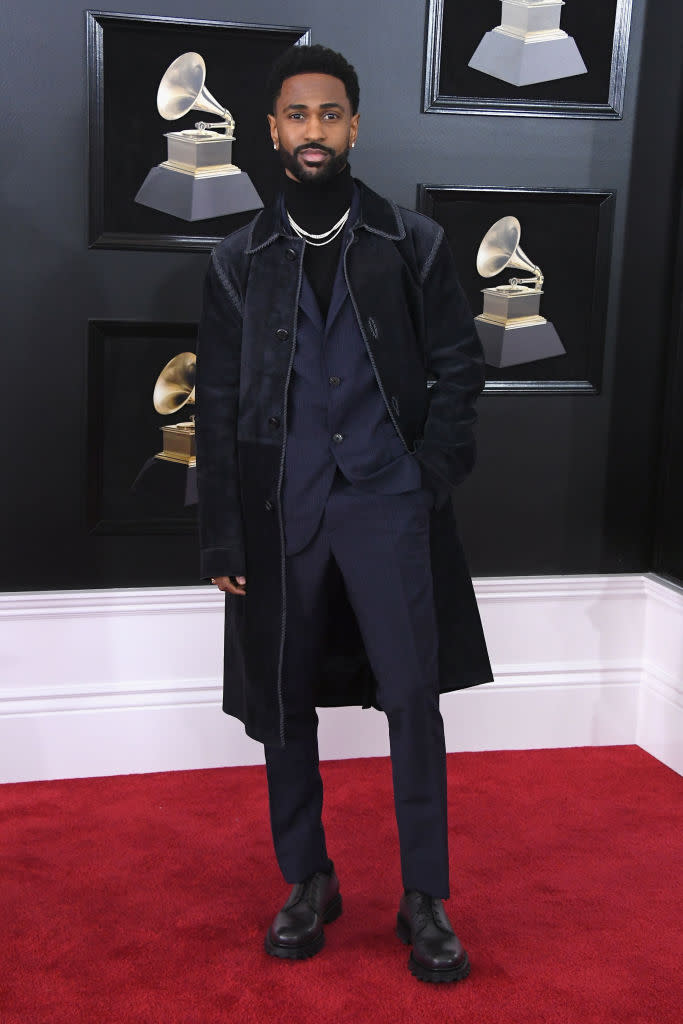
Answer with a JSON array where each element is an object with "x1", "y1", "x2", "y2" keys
[{"x1": 195, "y1": 252, "x2": 246, "y2": 583}]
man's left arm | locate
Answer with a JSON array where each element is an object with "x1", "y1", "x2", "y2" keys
[{"x1": 414, "y1": 231, "x2": 486, "y2": 503}]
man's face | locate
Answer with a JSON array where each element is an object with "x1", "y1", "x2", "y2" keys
[{"x1": 267, "y1": 73, "x2": 359, "y2": 185}]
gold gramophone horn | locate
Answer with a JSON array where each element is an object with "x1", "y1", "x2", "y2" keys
[
  {"x1": 476, "y1": 216, "x2": 543, "y2": 289},
  {"x1": 153, "y1": 352, "x2": 196, "y2": 415},
  {"x1": 157, "y1": 52, "x2": 235, "y2": 132}
]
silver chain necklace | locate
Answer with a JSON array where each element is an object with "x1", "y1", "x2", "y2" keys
[{"x1": 287, "y1": 208, "x2": 351, "y2": 247}]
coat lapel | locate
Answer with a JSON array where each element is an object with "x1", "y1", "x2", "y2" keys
[
  {"x1": 298, "y1": 272, "x2": 323, "y2": 329},
  {"x1": 323, "y1": 252, "x2": 351, "y2": 333},
  {"x1": 322, "y1": 188, "x2": 361, "y2": 333}
]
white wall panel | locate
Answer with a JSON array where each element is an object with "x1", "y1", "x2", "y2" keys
[
  {"x1": 638, "y1": 576, "x2": 683, "y2": 774},
  {"x1": 0, "y1": 575, "x2": 679, "y2": 783}
]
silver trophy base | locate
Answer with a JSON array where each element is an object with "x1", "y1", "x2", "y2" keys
[
  {"x1": 475, "y1": 318, "x2": 566, "y2": 368},
  {"x1": 135, "y1": 165, "x2": 263, "y2": 222},
  {"x1": 468, "y1": 32, "x2": 587, "y2": 87}
]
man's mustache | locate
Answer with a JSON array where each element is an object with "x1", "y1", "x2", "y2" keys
[{"x1": 294, "y1": 144, "x2": 335, "y2": 157}]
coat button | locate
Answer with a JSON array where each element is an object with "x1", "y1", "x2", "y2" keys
[
  {"x1": 275, "y1": 328, "x2": 289, "y2": 341},
  {"x1": 268, "y1": 416, "x2": 280, "y2": 428},
  {"x1": 264, "y1": 500, "x2": 274, "y2": 512},
  {"x1": 332, "y1": 432, "x2": 344, "y2": 444},
  {"x1": 285, "y1": 248, "x2": 297, "y2": 261},
  {"x1": 328, "y1": 376, "x2": 341, "y2": 386}
]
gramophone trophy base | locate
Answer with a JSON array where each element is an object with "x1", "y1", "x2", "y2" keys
[
  {"x1": 165, "y1": 129, "x2": 235, "y2": 172},
  {"x1": 480, "y1": 284, "x2": 544, "y2": 321},
  {"x1": 154, "y1": 423, "x2": 196, "y2": 467},
  {"x1": 499, "y1": 1, "x2": 567, "y2": 37},
  {"x1": 135, "y1": 164, "x2": 263, "y2": 221},
  {"x1": 136, "y1": 129, "x2": 262, "y2": 221},
  {"x1": 469, "y1": 30, "x2": 587, "y2": 87},
  {"x1": 155, "y1": 451, "x2": 197, "y2": 468},
  {"x1": 475, "y1": 317, "x2": 566, "y2": 368},
  {"x1": 161, "y1": 162, "x2": 240, "y2": 178}
]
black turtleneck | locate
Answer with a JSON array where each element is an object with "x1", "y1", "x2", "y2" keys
[{"x1": 283, "y1": 164, "x2": 354, "y2": 319}]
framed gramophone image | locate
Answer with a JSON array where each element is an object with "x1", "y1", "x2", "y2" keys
[
  {"x1": 87, "y1": 12, "x2": 310, "y2": 251},
  {"x1": 423, "y1": 0, "x2": 633, "y2": 118},
  {"x1": 87, "y1": 320, "x2": 199, "y2": 534},
  {"x1": 134, "y1": 51, "x2": 263, "y2": 222},
  {"x1": 416, "y1": 185, "x2": 616, "y2": 393}
]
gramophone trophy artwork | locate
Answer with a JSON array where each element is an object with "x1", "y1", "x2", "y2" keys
[
  {"x1": 474, "y1": 216, "x2": 566, "y2": 368},
  {"x1": 468, "y1": 1, "x2": 587, "y2": 87},
  {"x1": 152, "y1": 352, "x2": 197, "y2": 466},
  {"x1": 129, "y1": 348, "x2": 198, "y2": 512},
  {"x1": 135, "y1": 52, "x2": 263, "y2": 221}
]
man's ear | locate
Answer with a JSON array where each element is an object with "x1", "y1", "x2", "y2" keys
[
  {"x1": 350, "y1": 112, "x2": 360, "y2": 148},
  {"x1": 267, "y1": 113, "x2": 279, "y2": 149}
]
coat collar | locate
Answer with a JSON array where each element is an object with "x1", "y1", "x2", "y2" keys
[{"x1": 244, "y1": 177, "x2": 406, "y2": 255}]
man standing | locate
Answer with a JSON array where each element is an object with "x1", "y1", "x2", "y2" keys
[{"x1": 196, "y1": 45, "x2": 491, "y2": 983}]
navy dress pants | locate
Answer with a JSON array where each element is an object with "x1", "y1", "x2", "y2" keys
[{"x1": 264, "y1": 474, "x2": 450, "y2": 899}]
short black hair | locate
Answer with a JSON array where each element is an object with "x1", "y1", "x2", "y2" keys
[{"x1": 266, "y1": 44, "x2": 360, "y2": 114}]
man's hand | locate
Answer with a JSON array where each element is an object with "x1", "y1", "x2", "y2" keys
[{"x1": 211, "y1": 575, "x2": 247, "y2": 596}]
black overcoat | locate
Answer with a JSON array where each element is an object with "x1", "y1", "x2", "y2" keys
[{"x1": 196, "y1": 179, "x2": 492, "y2": 746}]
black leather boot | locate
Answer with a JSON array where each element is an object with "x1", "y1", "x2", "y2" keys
[
  {"x1": 265, "y1": 865, "x2": 342, "y2": 960},
  {"x1": 397, "y1": 890, "x2": 470, "y2": 983}
]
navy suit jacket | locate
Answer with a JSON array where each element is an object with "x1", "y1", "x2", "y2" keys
[{"x1": 282, "y1": 192, "x2": 421, "y2": 554}]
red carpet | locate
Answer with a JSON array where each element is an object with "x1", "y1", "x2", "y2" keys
[{"x1": 1, "y1": 746, "x2": 681, "y2": 1023}]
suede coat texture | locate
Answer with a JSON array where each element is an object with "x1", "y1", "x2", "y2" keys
[{"x1": 196, "y1": 179, "x2": 492, "y2": 747}]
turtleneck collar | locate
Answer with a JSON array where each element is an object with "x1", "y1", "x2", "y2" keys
[{"x1": 283, "y1": 163, "x2": 354, "y2": 235}]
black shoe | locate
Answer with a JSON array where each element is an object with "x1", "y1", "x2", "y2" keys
[
  {"x1": 265, "y1": 865, "x2": 342, "y2": 960},
  {"x1": 397, "y1": 890, "x2": 471, "y2": 983}
]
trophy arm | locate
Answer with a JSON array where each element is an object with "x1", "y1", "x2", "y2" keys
[{"x1": 195, "y1": 110, "x2": 235, "y2": 135}]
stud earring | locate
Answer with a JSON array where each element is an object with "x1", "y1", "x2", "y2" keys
[
  {"x1": 351, "y1": 142, "x2": 356, "y2": 148},
  {"x1": 273, "y1": 143, "x2": 279, "y2": 150}
]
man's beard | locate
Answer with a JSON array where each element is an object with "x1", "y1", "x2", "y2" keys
[{"x1": 278, "y1": 142, "x2": 350, "y2": 185}]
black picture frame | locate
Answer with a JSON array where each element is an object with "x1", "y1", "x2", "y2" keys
[
  {"x1": 87, "y1": 11, "x2": 310, "y2": 252},
  {"x1": 417, "y1": 185, "x2": 616, "y2": 394},
  {"x1": 87, "y1": 320, "x2": 199, "y2": 534},
  {"x1": 423, "y1": 0, "x2": 633, "y2": 118}
]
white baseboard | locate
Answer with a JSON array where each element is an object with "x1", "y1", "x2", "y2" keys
[
  {"x1": 638, "y1": 575, "x2": 683, "y2": 775},
  {"x1": 0, "y1": 574, "x2": 680, "y2": 782}
]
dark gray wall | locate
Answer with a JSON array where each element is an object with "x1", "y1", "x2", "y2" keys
[
  {"x1": 653, "y1": 187, "x2": 683, "y2": 584},
  {"x1": 1, "y1": 0, "x2": 680, "y2": 591},
  {"x1": 604, "y1": 0, "x2": 683, "y2": 577}
]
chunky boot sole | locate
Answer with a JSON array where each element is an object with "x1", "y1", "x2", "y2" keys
[
  {"x1": 396, "y1": 912, "x2": 471, "y2": 983},
  {"x1": 264, "y1": 893, "x2": 342, "y2": 961},
  {"x1": 265, "y1": 928, "x2": 325, "y2": 960}
]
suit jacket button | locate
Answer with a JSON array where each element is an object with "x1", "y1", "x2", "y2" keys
[
  {"x1": 328, "y1": 376, "x2": 341, "y2": 386},
  {"x1": 268, "y1": 416, "x2": 280, "y2": 428},
  {"x1": 275, "y1": 328, "x2": 289, "y2": 341},
  {"x1": 285, "y1": 248, "x2": 297, "y2": 261},
  {"x1": 264, "y1": 500, "x2": 274, "y2": 512},
  {"x1": 332, "y1": 432, "x2": 344, "y2": 444}
]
